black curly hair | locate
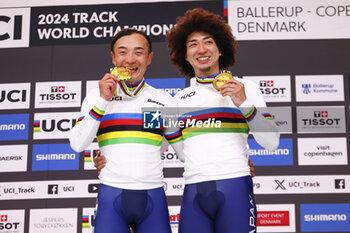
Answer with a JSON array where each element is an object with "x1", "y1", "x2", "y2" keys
[{"x1": 166, "y1": 8, "x2": 238, "y2": 77}]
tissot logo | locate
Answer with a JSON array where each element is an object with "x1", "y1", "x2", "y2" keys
[
  {"x1": 302, "y1": 112, "x2": 340, "y2": 126},
  {"x1": 260, "y1": 80, "x2": 274, "y2": 87},
  {"x1": 48, "y1": 184, "x2": 58, "y2": 194},
  {"x1": 335, "y1": 179, "x2": 345, "y2": 189},
  {"x1": 35, "y1": 81, "x2": 81, "y2": 108},
  {"x1": 297, "y1": 106, "x2": 346, "y2": 133},
  {"x1": 314, "y1": 111, "x2": 328, "y2": 118},
  {"x1": 244, "y1": 76, "x2": 291, "y2": 102},
  {"x1": 0, "y1": 214, "x2": 20, "y2": 231},
  {"x1": 0, "y1": 210, "x2": 24, "y2": 232},
  {"x1": 51, "y1": 86, "x2": 65, "y2": 92},
  {"x1": 259, "y1": 80, "x2": 286, "y2": 95},
  {"x1": 0, "y1": 8, "x2": 30, "y2": 48}
]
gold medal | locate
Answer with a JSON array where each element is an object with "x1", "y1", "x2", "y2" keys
[
  {"x1": 213, "y1": 72, "x2": 233, "y2": 90},
  {"x1": 110, "y1": 67, "x2": 132, "y2": 80}
]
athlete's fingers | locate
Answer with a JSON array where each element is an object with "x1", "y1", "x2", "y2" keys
[{"x1": 93, "y1": 150, "x2": 106, "y2": 175}]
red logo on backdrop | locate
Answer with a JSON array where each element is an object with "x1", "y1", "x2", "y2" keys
[
  {"x1": 267, "y1": 80, "x2": 274, "y2": 87},
  {"x1": 0, "y1": 215, "x2": 8, "y2": 222},
  {"x1": 321, "y1": 111, "x2": 328, "y2": 117},
  {"x1": 58, "y1": 86, "x2": 65, "y2": 92},
  {"x1": 257, "y1": 211, "x2": 289, "y2": 226}
]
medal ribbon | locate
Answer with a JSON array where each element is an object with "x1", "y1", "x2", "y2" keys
[
  {"x1": 117, "y1": 78, "x2": 146, "y2": 97},
  {"x1": 195, "y1": 72, "x2": 219, "y2": 86}
]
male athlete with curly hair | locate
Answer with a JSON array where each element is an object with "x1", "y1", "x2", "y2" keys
[{"x1": 166, "y1": 8, "x2": 279, "y2": 233}]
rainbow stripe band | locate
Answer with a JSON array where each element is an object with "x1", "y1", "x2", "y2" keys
[
  {"x1": 84, "y1": 151, "x2": 92, "y2": 162},
  {"x1": 89, "y1": 106, "x2": 105, "y2": 121},
  {"x1": 119, "y1": 79, "x2": 145, "y2": 97},
  {"x1": 243, "y1": 106, "x2": 257, "y2": 122},
  {"x1": 195, "y1": 72, "x2": 219, "y2": 86},
  {"x1": 178, "y1": 108, "x2": 249, "y2": 140},
  {"x1": 263, "y1": 113, "x2": 273, "y2": 120},
  {"x1": 75, "y1": 116, "x2": 84, "y2": 125},
  {"x1": 96, "y1": 113, "x2": 164, "y2": 147},
  {"x1": 164, "y1": 130, "x2": 183, "y2": 144},
  {"x1": 33, "y1": 120, "x2": 40, "y2": 132}
]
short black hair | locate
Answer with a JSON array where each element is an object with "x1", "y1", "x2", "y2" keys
[{"x1": 110, "y1": 28, "x2": 152, "y2": 54}]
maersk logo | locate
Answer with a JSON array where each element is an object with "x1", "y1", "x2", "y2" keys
[
  {"x1": 0, "y1": 114, "x2": 29, "y2": 141},
  {"x1": 32, "y1": 143, "x2": 79, "y2": 171},
  {"x1": 301, "y1": 204, "x2": 350, "y2": 231},
  {"x1": 248, "y1": 138, "x2": 293, "y2": 166}
]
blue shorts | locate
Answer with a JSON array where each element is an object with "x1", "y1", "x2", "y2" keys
[
  {"x1": 179, "y1": 176, "x2": 257, "y2": 233},
  {"x1": 93, "y1": 183, "x2": 171, "y2": 233}
]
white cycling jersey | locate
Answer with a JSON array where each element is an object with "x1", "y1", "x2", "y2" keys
[
  {"x1": 70, "y1": 79, "x2": 183, "y2": 190},
  {"x1": 174, "y1": 73, "x2": 280, "y2": 184}
]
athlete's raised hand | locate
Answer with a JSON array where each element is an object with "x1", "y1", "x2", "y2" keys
[
  {"x1": 220, "y1": 79, "x2": 246, "y2": 107},
  {"x1": 99, "y1": 73, "x2": 120, "y2": 100}
]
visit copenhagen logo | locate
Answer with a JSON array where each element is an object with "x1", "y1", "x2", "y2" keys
[{"x1": 143, "y1": 110, "x2": 222, "y2": 129}]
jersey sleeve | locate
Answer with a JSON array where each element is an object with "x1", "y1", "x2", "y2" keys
[
  {"x1": 239, "y1": 80, "x2": 280, "y2": 151},
  {"x1": 162, "y1": 93, "x2": 185, "y2": 162},
  {"x1": 69, "y1": 89, "x2": 110, "y2": 152}
]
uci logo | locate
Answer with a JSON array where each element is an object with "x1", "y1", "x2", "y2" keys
[
  {"x1": 0, "y1": 90, "x2": 26, "y2": 103},
  {"x1": 39, "y1": 119, "x2": 77, "y2": 132},
  {"x1": 0, "y1": 9, "x2": 30, "y2": 48},
  {"x1": 0, "y1": 15, "x2": 22, "y2": 41}
]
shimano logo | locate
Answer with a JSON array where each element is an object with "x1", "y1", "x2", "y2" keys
[
  {"x1": 0, "y1": 124, "x2": 25, "y2": 130},
  {"x1": 304, "y1": 214, "x2": 347, "y2": 222},
  {"x1": 250, "y1": 149, "x2": 289, "y2": 156},
  {"x1": 36, "y1": 153, "x2": 76, "y2": 160}
]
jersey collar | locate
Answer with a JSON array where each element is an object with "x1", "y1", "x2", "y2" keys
[{"x1": 117, "y1": 78, "x2": 146, "y2": 97}]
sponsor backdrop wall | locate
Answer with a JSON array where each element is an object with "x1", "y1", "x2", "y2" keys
[{"x1": 0, "y1": 0, "x2": 349, "y2": 232}]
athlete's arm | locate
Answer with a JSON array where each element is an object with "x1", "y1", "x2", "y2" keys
[
  {"x1": 69, "y1": 74, "x2": 118, "y2": 152},
  {"x1": 221, "y1": 79, "x2": 280, "y2": 151}
]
